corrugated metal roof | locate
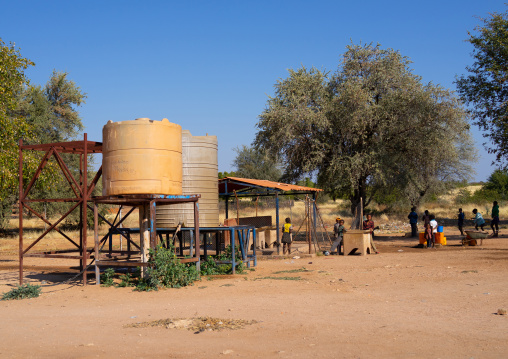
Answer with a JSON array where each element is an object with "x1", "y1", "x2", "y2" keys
[{"x1": 218, "y1": 176, "x2": 322, "y2": 194}]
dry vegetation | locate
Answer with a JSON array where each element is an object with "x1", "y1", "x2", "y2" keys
[{"x1": 2, "y1": 184, "x2": 506, "y2": 254}]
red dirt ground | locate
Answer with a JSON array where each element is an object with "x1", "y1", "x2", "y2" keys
[{"x1": 1, "y1": 228, "x2": 507, "y2": 358}]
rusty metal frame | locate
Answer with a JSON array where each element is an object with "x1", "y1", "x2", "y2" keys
[
  {"x1": 18, "y1": 134, "x2": 102, "y2": 285},
  {"x1": 92, "y1": 194, "x2": 201, "y2": 285}
]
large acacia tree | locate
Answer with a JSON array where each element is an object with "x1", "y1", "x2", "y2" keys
[
  {"x1": 255, "y1": 43, "x2": 475, "y2": 212},
  {"x1": 456, "y1": 8, "x2": 508, "y2": 166}
]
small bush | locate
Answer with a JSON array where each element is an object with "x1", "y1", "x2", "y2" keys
[
  {"x1": 136, "y1": 243, "x2": 200, "y2": 291},
  {"x1": 117, "y1": 273, "x2": 135, "y2": 287},
  {"x1": 2, "y1": 284, "x2": 41, "y2": 300},
  {"x1": 455, "y1": 188, "x2": 473, "y2": 204},
  {"x1": 101, "y1": 268, "x2": 116, "y2": 287},
  {"x1": 200, "y1": 245, "x2": 245, "y2": 276}
]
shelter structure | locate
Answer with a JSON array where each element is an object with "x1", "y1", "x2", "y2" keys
[{"x1": 218, "y1": 177, "x2": 323, "y2": 254}]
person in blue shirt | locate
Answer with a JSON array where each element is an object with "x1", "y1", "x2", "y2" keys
[
  {"x1": 472, "y1": 208, "x2": 485, "y2": 231},
  {"x1": 408, "y1": 207, "x2": 418, "y2": 238}
]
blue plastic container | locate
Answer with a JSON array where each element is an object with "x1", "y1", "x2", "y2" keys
[{"x1": 437, "y1": 225, "x2": 444, "y2": 233}]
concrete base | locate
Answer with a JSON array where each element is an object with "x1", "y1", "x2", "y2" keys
[{"x1": 343, "y1": 230, "x2": 371, "y2": 256}]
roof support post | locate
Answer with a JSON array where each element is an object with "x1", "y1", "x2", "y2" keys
[
  {"x1": 225, "y1": 196, "x2": 229, "y2": 220},
  {"x1": 313, "y1": 192, "x2": 317, "y2": 240},
  {"x1": 18, "y1": 139, "x2": 24, "y2": 285},
  {"x1": 81, "y1": 133, "x2": 88, "y2": 285},
  {"x1": 276, "y1": 192, "x2": 280, "y2": 255}
]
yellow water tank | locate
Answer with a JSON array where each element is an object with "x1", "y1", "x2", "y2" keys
[
  {"x1": 102, "y1": 118, "x2": 182, "y2": 196},
  {"x1": 156, "y1": 130, "x2": 219, "y2": 227}
]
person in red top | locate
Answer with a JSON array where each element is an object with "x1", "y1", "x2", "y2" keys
[
  {"x1": 363, "y1": 214, "x2": 379, "y2": 254},
  {"x1": 363, "y1": 214, "x2": 375, "y2": 236}
]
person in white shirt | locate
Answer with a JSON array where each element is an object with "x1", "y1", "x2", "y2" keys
[{"x1": 429, "y1": 214, "x2": 438, "y2": 248}]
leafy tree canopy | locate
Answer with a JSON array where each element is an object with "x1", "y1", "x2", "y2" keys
[
  {"x1": 218, "y1": 171, "x2": 237, "y2": 179},
  {"x1": 15, "y1": 70, "x2": 86, "y2": 143},
  {"x1": 456, "y1": 7, "x2": 508, "y2": 165},
  {"x1": 255, "y1": 42, "x2": 476, "y2": 212},
  {"x1": 232, "y1": 145, "x2": 282, "y2": 181},
  {"x1": 483, "y1": 168, "x2": 508, "y2": 197},
  {"x1": 0, "y1": 39, "x2": 38, "y2": 227},
  {"x1": 0, "y1": 39, "x2": 89, "y2": 229}
]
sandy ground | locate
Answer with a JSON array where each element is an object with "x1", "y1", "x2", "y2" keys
[{"x1": 1, "y1": 228, "x2": 507, "y2": 359}]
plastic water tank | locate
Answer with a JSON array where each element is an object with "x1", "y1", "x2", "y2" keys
[
  {"x1": 102, "y1": 118, "x2": 182, "y2": 196},
  {"x1": 156, "y1": 130, "x2": 219, "y2": 227}
]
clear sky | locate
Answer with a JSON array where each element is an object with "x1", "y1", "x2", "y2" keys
[{"x1": 1, "y1": 0, "x2": 505, "y2": 182}]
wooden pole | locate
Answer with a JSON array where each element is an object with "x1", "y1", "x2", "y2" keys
[
  {"x1": 94, "y1": 202, "x2": 100, "y2": 285},
  {"x1": 139, "y1": 204, "x2": 150, "y2": 277},
  {"x1": 234, "y1": 190, "x2": 239, "y2": 224},
  {"x1": 18, "y1": 139, "x2": 24, "y2": 285},
  {"x1": 307, "y1": 196, "x2": 311, "y2": 254},
  {"x1": 82, "y1": 133, "x2": 88, "y2": 285}
]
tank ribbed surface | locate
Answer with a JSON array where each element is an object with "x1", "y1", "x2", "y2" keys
[
  {"x1": 102, "y1": 118, "x2": 182, "y2": 196},
  {"x1": 156, "y1": 130, "x2": 219, "y2": 227}
]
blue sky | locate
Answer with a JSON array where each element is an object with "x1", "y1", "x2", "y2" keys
[{"x1": 1, "y1": 0, "x2": 505, "y2": 181}]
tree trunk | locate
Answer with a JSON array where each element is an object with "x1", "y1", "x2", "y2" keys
[{"x1": 350, "y1": 177, "x2": 367, "y2": 215}]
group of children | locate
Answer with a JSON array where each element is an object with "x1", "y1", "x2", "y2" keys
[
  {"x1": 422, "y1": 210, "x2": 439, "y2": 248},
  {"x1": 281, "y1": 201, "x2": 501, "y2": 256},
  {"x1": 458, "y1": 201, "x2": 500, "y2": 237},
  {"x1": 281, "y1": 215, "x2": 377, "y2": 256},
  {"x1": 330, "y1": 215, "x2": 378, "y2": 255},
  {"x1": 413, "y1": 201, "x2": 501, "y2": 249}
]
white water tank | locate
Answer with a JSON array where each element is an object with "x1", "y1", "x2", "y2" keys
[{"x1": 156, "y1": 130, "x2": 219, "y2": 228}]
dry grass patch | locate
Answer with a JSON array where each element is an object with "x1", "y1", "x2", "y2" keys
[{"x1": 125, "y1": 317, "x2": 258, "y2": 333}]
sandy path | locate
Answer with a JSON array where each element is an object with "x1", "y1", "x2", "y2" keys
[{"x1": 0, "y1": 231, "x2": 507, "y2": 358}]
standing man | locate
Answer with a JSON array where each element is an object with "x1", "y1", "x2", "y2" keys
[
  {"x1": 491, "y1": 201, "x2": 500, "y2": 237},
  {"x1": 408, "y1": 207, "x2": 418, "y2": 238}
]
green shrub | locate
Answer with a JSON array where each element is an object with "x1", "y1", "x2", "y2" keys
[
  {"x1": 471, "y1": 188, "x2": 500, "y2": 203},
  {"x1": 101, "y1": 268, "x2": 116, "y2": 287},
  {"x1": 200, "y1": 256, "x2": 219, "y2": 276},
  {"x1": 2, "y1": 283, "x2": 41, "y2": 300},
  {"x1": 118, "y1": 273, "x2": 135, "y2": 287},
  {"x1": 136, "y1": 243, "x2": 199, "y2": 291},
  {"x1": 200, "y1": 245, "x2": 245, "y2": 276},
  {"x1": 455, "y1": 188, "x2": 473, "y2": 204}
]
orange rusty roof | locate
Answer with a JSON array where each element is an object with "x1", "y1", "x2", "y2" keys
[{"x1": 218, "y1": 176, "x2": 322, "y2": 195}]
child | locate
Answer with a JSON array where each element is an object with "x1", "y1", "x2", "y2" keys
[
  {"x1": 472, "y1": 209, "x2": 485, "y2": 231},
  {"x1": 281, "y1": 217, "x2": 293, "y2": 255},
  {"x1": 331, "y1": 218, "x2": 346, "y2": 255},
  {"x1": 429, "y1": 214, "x2": 438, "y2": 248},
  {"x1": 423, "y1": 210, "x2": 432, "y2": 247},
  {"x1": 363, "y1": 214, "x2": 379, "y2": 254},
  {"x1": 458, "y1": 208, "x2": 465, "y2": 236},
  {"x1": 491, "y1": 201, "x2": 500, "y2": 237}
]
